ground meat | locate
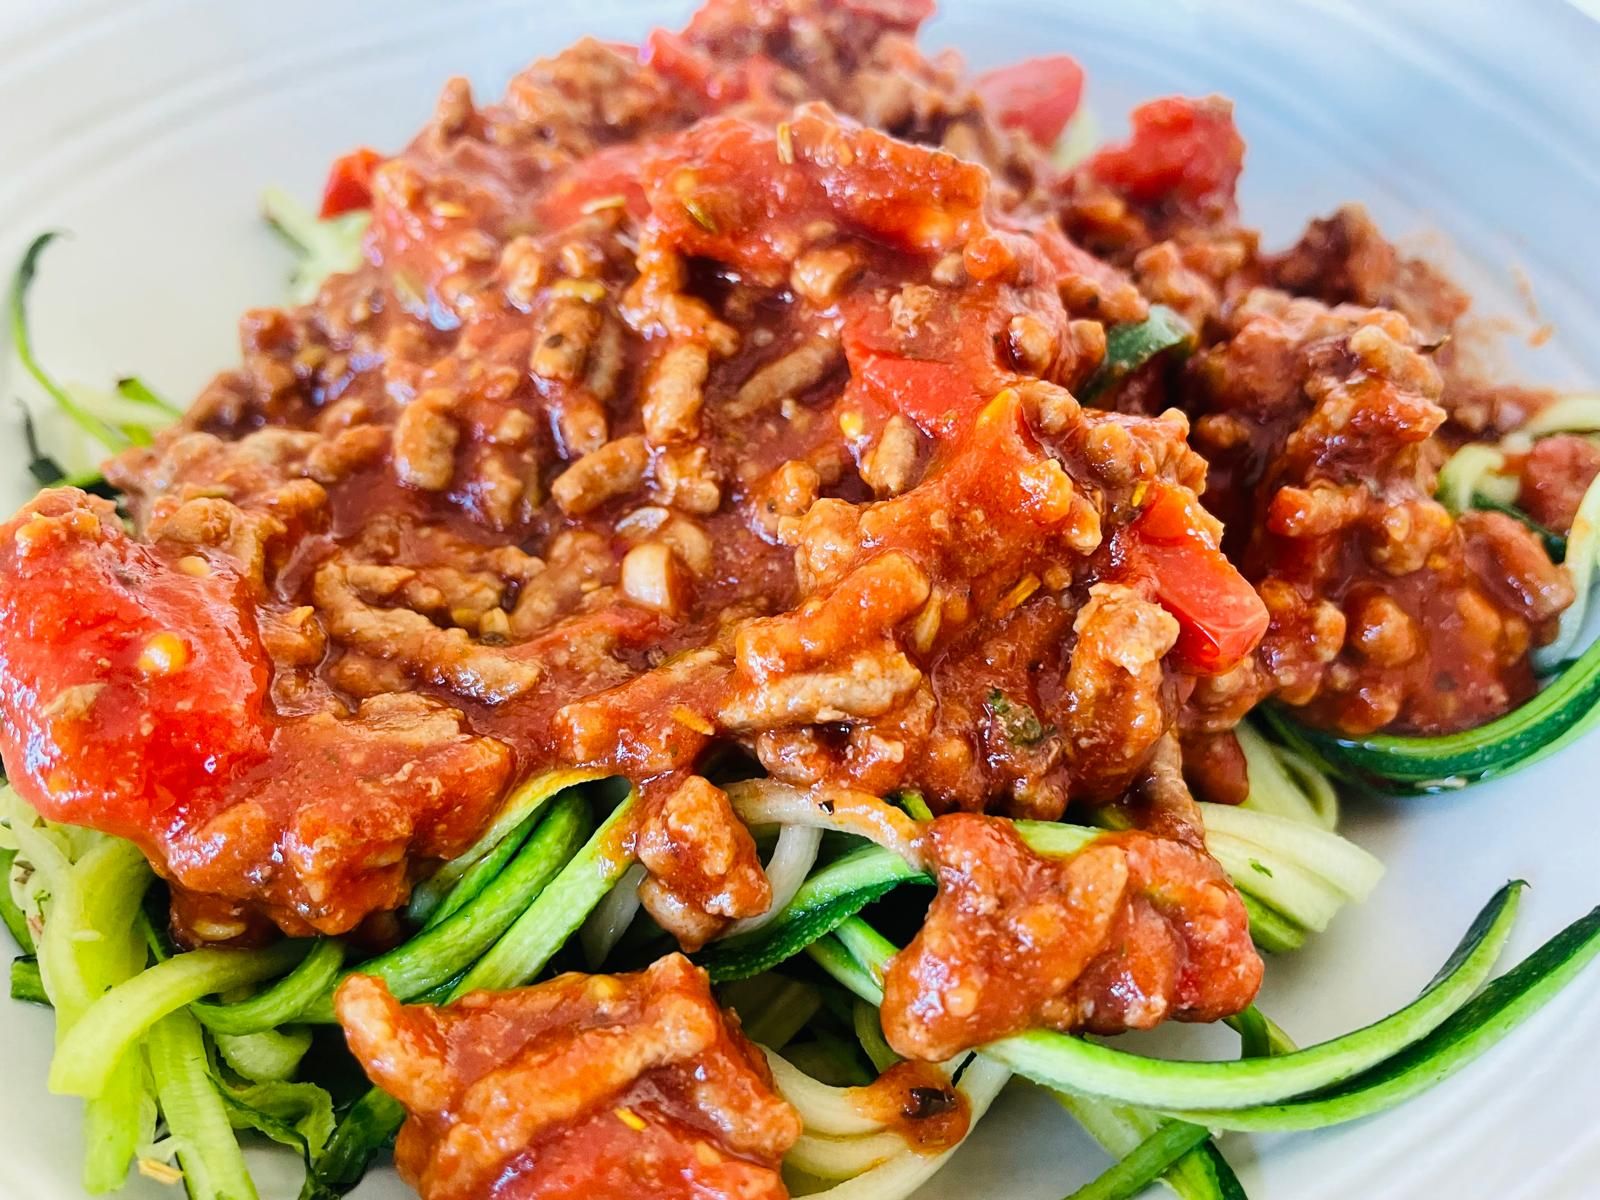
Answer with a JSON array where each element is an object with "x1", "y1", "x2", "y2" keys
[
  {"x1": 880, "y1": 814, "x2": 1261, "y2": 1060},
  {"x1": 335, "y1": 955, "x2": 801, "y2": 1200},
  {"x1": 1264, "y1": 204, "x2": 1469, "y2": 341},
  {"x1": 0, "y1": 491, "x2": 512, "y2": 938},
  {"x1": 1517, "y1": 435, "x2": 1600, "y2": 532},
  {"x1": 633, "y1": 776, "x2": 772, "y2": 950},
  {"x1": 1183, "y1": 290, "x2": 1570, "y2": 734},
  {"x1": 1179, "y1": 729, "x2": 1250, "y2": 807},
  {"x1": 0, "y1": 0, "x2": 1587, "y2": 969}
]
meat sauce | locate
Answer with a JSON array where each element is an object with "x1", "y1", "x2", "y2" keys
[
  {"x1": 335, "y1": 955, "x2": 801, "y2": 1200},
  {"x1": 0, "y1": 0, "x2": 1269, "y2": 949},
  {"x1": 0, "y1": 3, "x2": 1591, "y2": 1194},
  {"x1": 851, "y1": 1060, "x2": 971, "y2": 1154},
  {"x1": 881, "y1": 814, "x2": 1260, "y2": 1059}
]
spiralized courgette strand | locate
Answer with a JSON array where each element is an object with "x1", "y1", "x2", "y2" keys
[
  {"x1": 261, "y1": 186, "x2": 371, "y2": 304},
  {"x1": 9, "y1": 235, "x2": 179, "y2": 486},
  {"x1": 1235, "y1": 720, "x2": 1339, "y2": 831},
  {"x1": 707, "y1": 764, "x2": 1378, "y2": 1198},
  {"x1": 806, "y1": 885, "x2": 1600, "y2": 1135},
  {"x1": 766, "y1": 1045, "x2": 1011, "y2": 1200},
  {"x1": 1, "y1": 783, "x2": 286, "y2": 1198},
  {"x1": 1051, "y1": 727, "x2": 1341, "y2": 1199}
]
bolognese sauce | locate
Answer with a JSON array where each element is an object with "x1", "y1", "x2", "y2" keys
[{"x1": 0, "y1": 6, "x2": 1589, "y2": 1194}]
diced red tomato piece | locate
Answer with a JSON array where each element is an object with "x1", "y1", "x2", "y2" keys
[
  {"x1": 1087, "y1": 96, "x2": 1245, "y2": 208},
  {"x1": 1128, "y1": 483, "x2": 1268, "y2": 675},
  {"x1": 973, "y1": 55, "x2": 1085, "y2": 148},
  {"x1": 841, "y1": 298, "x2": 1000, "y2": 439},
  {"x1": 319, "y1": 147, "x2": 384, "y2": 219},
  {"x1": 0, "y1": 491, "x2": 272, "y2": 842},
  {"x1": 853, "y1": 353, "x2": 983, "y2": 439}
]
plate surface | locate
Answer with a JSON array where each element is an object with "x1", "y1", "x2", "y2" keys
[{"x1": 1, "y1": 1, "x2": 1598, "y2": 1198}]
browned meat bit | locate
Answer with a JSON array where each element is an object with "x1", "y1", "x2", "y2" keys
[
  {"x1": 850, "y1": 1060, "x2": 971, "y2": 1153},
  {"x1": 1516, "y1": 434, "x2": 1600, "y2": 532},
  {"x1": 880, "y1": 814, "x2": 1261, "y2": 1061},
  {"x1": 177, "y1": 692, "x2": 514, "y2": 938},
  {"x1": 1265, "y1": 204, "x2": 1469, "y2": 341},
  {"x1": 633, "y1": 776, "x2": 773, "y2": 951},
  {"x1": 334, "y1": 955, "x2": 801, "y2": 1200},
  {"x1": 1179, "y1": 729, "x2": 1251, "y2": 807},
  {"x1": 1186, "y1": 290, "x2": 1571, "y2": 734},
  {"x1": 1459, "y1": 510, "x2": 1574, "y2": 628},
  {"x1": 1, "y1": 0, "x2": 1276, "y2": 943}
]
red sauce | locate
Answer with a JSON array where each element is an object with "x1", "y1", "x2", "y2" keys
[
  {"x1": 880, "y1": 814, "x2": 1261, "y2": 1060},
  {"x1": 851, "y1": 1060, "x2": 970, "y2": 1154},
  {"x1": 335, "y1": 955, "x2": 801, "y2": 1200}
]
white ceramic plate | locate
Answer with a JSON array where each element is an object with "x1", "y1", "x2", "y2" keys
[{"x1": 2, "y1": 2, "x2": 1598, "y2": 1197}]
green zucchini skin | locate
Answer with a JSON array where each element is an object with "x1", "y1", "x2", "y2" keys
[
  {"x1": 1079, "y1": 305, "x2": 1194, "y2": 402},
  {"x1": 10, "y1": 954, "x2": 47, "y2": 1006},
  {"x1": 191, "y1": 940, "x2": 346, "y2": 1037},
  {"x1": 1064, "y1": 1121, "x2": 1214, "y2": 1200},
  {"x1": 0, "y1": 847, "x2": 34, "y2": 953},
  {"x1": 1263, "y1": 629, "x2": 1600, "y2": 794},
  {"x1": 696, "y1": 846, "x2": 930, "y2": 983},
  {"x1": 813, "y1": 885, "x2": 1523, "y2": 1113},
  {"x1": 1169, "y1": 899, "x2": 1600, "y2": 1131},
  {"x1": 299, "y1": 1087, "x2": 405, "y2": 1200}
]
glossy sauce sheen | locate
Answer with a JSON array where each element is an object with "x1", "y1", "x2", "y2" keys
[
  {"x1": 0, "y1": 0, "x2": 1271, "y2": 947},
  {"x1": 0, "y1": 1, "x2": 1587, "y2": 1195},
  {"x1": 882, "y1": 815, "x2": 1261, "y2": 1059},
  {"x1": 335, "y1": 955, "x2": 801, "y2": 1200}
]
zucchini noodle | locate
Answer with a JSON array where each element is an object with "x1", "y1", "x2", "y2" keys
[
  {"x1": 853, "y1": 1001, "x2": 900, "y2": 1074},
  {"x1": 261, "y1": 186, "x2": 371, "y2": 304},
  {"x1": 1199, "y1": 803, "x2": 1384, "y2": 911},
  {"x1": 407, "y1": 769, "x2": 602, "y2": 925},
  {"x1": 579, "y1": 861, "x2": 646, "y2": 967},
  {"x1": 146, "y1": 1010, "x2": 258, "y2": 1200},
  {"x1": 1436, "y1": 443, "x2": 1514, "y2": 512},
  {"x1": 725, "y1": 823, "x2": 824, "y2": 939},
  {"x1": 808, "y1": 883, "x2": 1528, "y2": 1116},
  {"x1": 1053, "y1": 1094, "x2": 1241, "y2": 1200},
  {"x1": 1236, "y1": 720, "x2": 1340, "y2": 830},
  {"x1": 726, "y1": 779, "x2": 925, "y2": 864},
  {"x1": 213, "y1": 1025, "x2": 313, "y2": 1084},
  {"x1": 794, "y1": 1058, "x2": 1013, "y2": 1200},
  {"x1": 737, "y1": 977, "x2": 822, "y2": 1049},
  {"x1": 50, "y1": 941, "x2": 308, "y2": 1098},
  {"x1": 787, "y1": 1127, "x2": 909, "y2": 1180},
  {"x1": 763, "y1": 1048, "x2": 889, "y2": 1137},
  {"x1": 1515, "y1": 392, "x2": 1600, "y2": 439},
  {"x1": 1538, "y1": 469, "x2": 1600, "y2": 670}
]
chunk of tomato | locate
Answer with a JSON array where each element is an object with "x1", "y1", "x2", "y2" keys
[
  {"x1": 0, "y1": 491, "x2": 272, "y2": 842},
  {"x1": 1086, "y1": 96, "x2": 1245, "y2": 208},
  {"x1": 1128, "y1": 483, "x2": 1268, "y2": 675},
  {"x1": 319, "y1": 147, "x2": 384, "y2": 219},
  {"x1": 973, "y1": 55, "x2": 1085, "y2": 148}
]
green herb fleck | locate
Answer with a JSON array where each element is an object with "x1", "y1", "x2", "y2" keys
[{"x1": 988, "y1": 689, "x2": 1051, "y2": 746}]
